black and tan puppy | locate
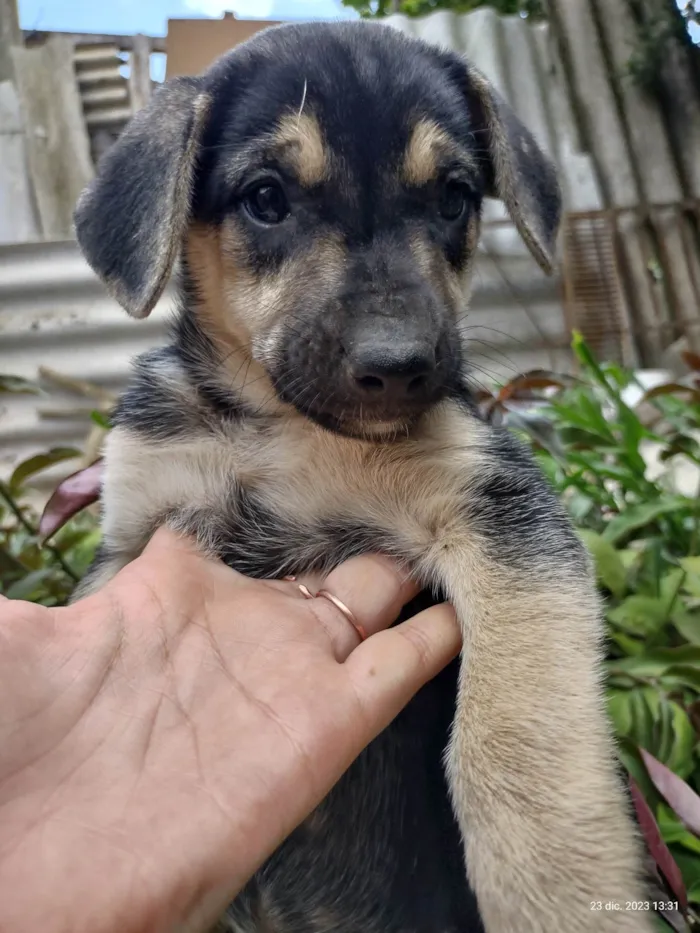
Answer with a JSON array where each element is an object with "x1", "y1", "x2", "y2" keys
[{"x1": 73, "y1": 21, "x2": 652, "y2": 933}]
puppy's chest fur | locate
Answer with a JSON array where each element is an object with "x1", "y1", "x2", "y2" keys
[
  {"x1": 95, "y1": 347, "x2": 489, "y2": 933},
  {"x1": 101, "y1": 348, "x2": 491, "y2": 583}
]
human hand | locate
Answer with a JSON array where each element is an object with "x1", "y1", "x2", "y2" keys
[{"x1": 0, "y1": 528, "x2": 460, "y2": 933}]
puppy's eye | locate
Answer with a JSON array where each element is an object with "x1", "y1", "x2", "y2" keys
[
  {"x1": 243, "y1": 182, "x2": 290, "y2": 225},
  {"x1": 439, "y1": 181, "x2": 469, "y2": 221}
]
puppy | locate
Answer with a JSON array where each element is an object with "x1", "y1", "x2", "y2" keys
[{"x1": 72, "y1": 21, "x2": 652, "y2": 933}]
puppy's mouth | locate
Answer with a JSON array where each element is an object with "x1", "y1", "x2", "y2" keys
[
  {"x1": 269, "y1": 358, "x2": 452, "y2": 441},
  {"x1": 297, "y1": 405, "x2": 418, "y2": 441},
  {"x1": 261, "y1": 316, "x2": 462, "y2": 440}
]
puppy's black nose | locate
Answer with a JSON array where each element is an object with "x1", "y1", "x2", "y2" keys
[{"x1": 349, "y1": 343, "x2": 436, "y2": 402}]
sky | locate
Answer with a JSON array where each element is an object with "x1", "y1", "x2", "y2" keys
[
  {"x1": 18, "y1": 0, "x2": 699, "y2": 49},
  {"x1": 18, "y1": 0, "x2": 355, "y2": 37}
]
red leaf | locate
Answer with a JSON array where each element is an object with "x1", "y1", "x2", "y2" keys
[
  {"x1": 39, "y1": 460, "x2": 103, "y2": 541},
  {"x1": 629, "y1": 777, "x2": 688, "y2": 912},
  {"x1": 681, "y1": 350, "x2": 700, "y2": 372},
  {"x1": 640, "y1": 748, "x2": 700, "y2": 839},
  {"x1": 498, "y1": 371, "x2": 568, "y2": 402},
  {"x1": 643, "y1": 382, "x2": 697, "y2": 400}
]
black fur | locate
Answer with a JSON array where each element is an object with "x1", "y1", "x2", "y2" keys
[{"x1": 75, "y1": 21, "x2": 568, "y2": 933}]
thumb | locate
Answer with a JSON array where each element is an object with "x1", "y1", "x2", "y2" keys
[{"x1": 344, "y1": 603, "x2": 461, "y2": 739}]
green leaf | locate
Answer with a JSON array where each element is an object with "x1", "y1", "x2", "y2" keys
[
  {"x1": 618, "y1": 548, "x2": 644, "y2": 571},
  {"x1": 617, "y1": 738, "x2": 659, "y2": 803},
  {"x1": 5, "y1": 567, "x2": 56, "y2": 600},
  {"x1": 609, "y1": 631, "x2": 646, "y2": 656},
  {"x1": 661, "y1": 568, "x2": 686, "y2": 611},
  {"x1": 608, "y1": 689, "x2": 633, "y2": 735},
  {"x1": 571, "y1": 331, "x2": 614, "y2": 395},
  {"x1": 66, "y1": 527, "x2": 102, "y2": 576},
  {"x1": 608, "y1": 647, "x2": 700, "y2": 678},
  {"x1": 607, "y1": 595, "x2": 668, "y2": 636},
  {"x1": 660, "y1": 663, "x2": 700, "y2": 692},
  {"x1": 680, "y1": 560, "x2": 700, "y2": 598},
  {"x1": 656, "y1": 697, "x2": 675, "y2": 764},
  {"x1": 0, "y1": 374, "x2": 42, "y2": 395},
  {"x1": 547, "y1": 401, "x2": 613, "y2": 441},
  {"x1": 657, "y1": 805, "x2": 700, "y2": 854},
  {"x1": 90, "y1": 410, "x2": 111, "y2": 429},
  {"x1": 616, "y1": 402, "x2": 649, "y2": 476},
  {"x1": 0, "y1": 548, "x2": 26, "y2": 577},
  {"x1": 665, "y1": 704, "x2": 696, "y2": 779},
  {"x1": 578, "y1": 529, "x2": 627, "y2": 597},
  {"x1": 9, "y1": 448, "x2": 81, "y2": 492},
  {"x1": 566, "y1": 492, "x2": 595, "y2": 523},
  {"x1": 578, "y1": 393, "x2": 617, "y2": 442},
  {"x1": 629, "y1": 687, "x2": 656, "y2": 750},
  {"x1": 558, "y1": 426, "x2": 617, "y2": 449},
  {"x1": 671, "y1": 850, "x2": 700, "y2": 893},
  {"x1": 683, "y1": 574, "x2": 700, "y2": 599},
  {"x1": 602, "y1": 498, "x2": 690, "y2": 545},
  {"x1": 673, "y1": 609, "x2": 700, "y2": 646}
]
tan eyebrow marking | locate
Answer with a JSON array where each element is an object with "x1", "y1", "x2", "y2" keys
[
  {"x1": 402, "y1": 117, "x2": 477, "y2": 186},
  {"x1": 271, "y1": 111, "x2": 329, "y2": 187}
]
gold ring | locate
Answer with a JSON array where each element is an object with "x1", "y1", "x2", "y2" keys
[
  {"x1": 283, "y1": 576, "x2": 314, "y2": 600},
  {"x1": 316, "y1": 589, "x2": 367, "y2": 642}
]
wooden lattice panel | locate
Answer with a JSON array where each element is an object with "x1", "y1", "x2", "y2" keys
[{"x1": 560, "y1": 211, "x2": 631, "y2": 364}]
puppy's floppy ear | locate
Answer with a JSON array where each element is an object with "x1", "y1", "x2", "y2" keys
[
  {"x1": 74, "y1": 77, "x2": 210, "y2": 319},
  {"x1": 460, "y1": 62, "x2": 561, "y2": 274}
]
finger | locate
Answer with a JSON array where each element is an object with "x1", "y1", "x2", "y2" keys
[
  {"x1": 309, "y1": 554, "x2": 421, "y2": 660},
  {"x1": 344, "y1": 602, "x2": 461, "y2": 735}
]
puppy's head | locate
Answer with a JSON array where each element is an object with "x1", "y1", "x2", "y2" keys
[{"x1": 75, "y1": 22, "x2": 560, "y2": 440}]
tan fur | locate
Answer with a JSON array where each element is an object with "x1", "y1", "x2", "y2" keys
[
  {"x1": 185, "y1": 225, "x2": 347, "y2": 412},
  {"x1": 439, "y1": 555, "x2": 646, "y2": 930},
  {"x1": 82, "y1": 399, "x2": 652, "y2": 932},
  {"x1": 465, "y1": 65, "x2": 558, "y2": 274},
  {"x1": 465, "y1": 211, "x2": 480, "y2": 257},
  {"x1": 272, "y1": 112, "x2": 329, "y2": 187},
  {"x1": 408, "y1": 232, "x2": 435, "y2": 280},
  {"x1": 408, "y1": 228, "x2": 478, "y2": 334},
  {"x1": 402, "y1": 119, "x2": 454, "y2": 187}
]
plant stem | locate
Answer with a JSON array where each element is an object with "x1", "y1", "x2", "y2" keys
[{"x1": 0, "y1": 481, "x2": 78, "y2": 582}]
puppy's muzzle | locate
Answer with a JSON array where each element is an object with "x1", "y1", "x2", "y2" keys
[{"x1": 347, "y1": 339, "x2": 437, "y2": 407}]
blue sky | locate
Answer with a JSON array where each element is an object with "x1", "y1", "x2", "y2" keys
[
  {"x1": 18, "y1": 0, "x2": 354, "y2": 37},
  {"x1": 18, "y1": 1, "x2": 699, "y2": 45}
]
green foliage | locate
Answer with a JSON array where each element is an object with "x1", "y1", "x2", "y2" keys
[
  {"x1": 341, "y1": 0, "x2": 543, "y2": 23},
  {"x1": 0, "y1": 374, "x2": 103, "y2": 607},
  {"x1": 0, "y1": 479, "x2": 100, "y2": 606},
  {"x1": 3, "y1": 338, "x2": 700, "y2": 922},
  {"x1": 483, "y1": 335, "x2": 700, "y2": 926},
  {"x1": 624, "y1": 0, "x2": 700, "y2": 94}
]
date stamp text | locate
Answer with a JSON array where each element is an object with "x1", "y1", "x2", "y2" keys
[{"x1": 590, "y1": 901, "x2": 679, "y2": 912}]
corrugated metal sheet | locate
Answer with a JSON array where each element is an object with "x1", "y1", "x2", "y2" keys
[{"x1": 0, "y1": 237, "x2": 568, "y2": 495}]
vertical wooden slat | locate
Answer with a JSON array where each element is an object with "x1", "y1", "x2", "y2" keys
[
  {"x1": 11, "y1": 35, "x2": 94, "y2": 240},
  {"x1": 128, "y1": 34, "x2": 152, "y2": 115}
]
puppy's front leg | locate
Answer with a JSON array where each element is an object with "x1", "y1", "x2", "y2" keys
[{"x1": 425, "y1": 438, "x2": 653, "y2": 932}]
